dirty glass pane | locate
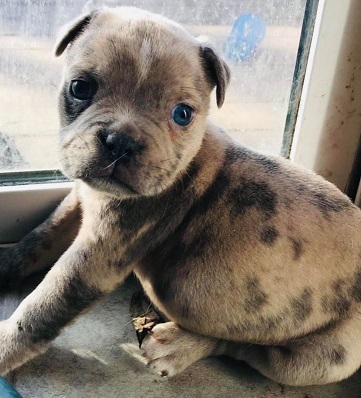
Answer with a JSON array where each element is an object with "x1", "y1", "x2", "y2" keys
[{"x1": 0, "y1": 0, "x2": 307, "y2": 172}]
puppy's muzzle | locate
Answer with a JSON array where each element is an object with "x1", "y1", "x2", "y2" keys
[{"x1": 99, "y1": 131, "x2": 144, "y2": 163}]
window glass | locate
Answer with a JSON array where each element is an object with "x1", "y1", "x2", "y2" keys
[{"x1": 0, "y1": 0, "x2": 307, "y2": 172}]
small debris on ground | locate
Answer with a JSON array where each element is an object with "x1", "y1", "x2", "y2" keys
[{"x1": 129, "y1": 291, "x2": 164, "y2": 348}]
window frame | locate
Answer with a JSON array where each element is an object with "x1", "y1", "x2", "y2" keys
[
  {"x1": 1, "y1": 0, "x2": 360, "y2": 243},
  {"x1": 289, "y1": 0, "x2": 361, "y2": 193}
]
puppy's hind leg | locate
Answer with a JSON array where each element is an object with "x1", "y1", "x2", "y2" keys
[
  {"x1": 222, "y1": 310, "x2": 361, "y2": 386},
  {"x1": 0, "y1": 187, "x2": 81, "y2": 288},
  {"x1": 142, "y1": 314, "x2": 361, "y2": 385}
]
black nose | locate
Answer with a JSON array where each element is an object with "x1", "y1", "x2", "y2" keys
[{"x1": 100, "y1": 131, "x2": 143, "y2": 162}]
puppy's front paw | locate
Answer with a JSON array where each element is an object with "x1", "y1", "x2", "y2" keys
[
  {"x1": 0, "y1": 319, "x2": 47, "y2": 375},
  {"x1": 0, "y1": 320, "x2": 17, "y2": 375},
  {"x1": 142, "y1": 322, "x2": 216, "y2": 377}
]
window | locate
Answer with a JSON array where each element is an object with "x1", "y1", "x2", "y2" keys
[{"x1": 0, "y1": 0, "x2": 309, "y2": 176}]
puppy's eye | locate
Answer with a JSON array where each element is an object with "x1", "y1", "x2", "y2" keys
[
  {"x1": 171, "y1": 104, "x2": 194, "y2": 126},
  {"x1": 70, "y1": 79, "x2": 96, "y2": 100}
]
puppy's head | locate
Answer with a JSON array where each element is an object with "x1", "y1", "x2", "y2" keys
[{"x1": 55, "y1": 7, "x2": 230, "y2": 198}]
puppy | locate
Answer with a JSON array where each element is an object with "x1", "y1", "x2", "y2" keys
[{"x1": 1, "y1": 7, "x2": 361, "y2": 386}]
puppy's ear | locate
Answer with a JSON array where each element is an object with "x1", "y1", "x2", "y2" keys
[
  {"x1": 201, "y1": 46, "x2": 231, "y2": 108},
  {"x1": 54, "y1": 10, "x2": 98, "y2": 57}
]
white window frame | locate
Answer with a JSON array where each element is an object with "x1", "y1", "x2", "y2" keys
[
  {"x1": 291, "y1": 0, "x2": 361, "y2": 194},
  {"x1": 0, "y1": 0, "x2": 360, "y2": 243}
]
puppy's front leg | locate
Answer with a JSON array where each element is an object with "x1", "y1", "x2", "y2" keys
[{"x1": 0, "y1": 236, "x2": 131, "y2": 375}]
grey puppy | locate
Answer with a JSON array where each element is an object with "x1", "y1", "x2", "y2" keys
[{"x1": 0, "y1": 7, "x2": 361, "y2": 386}]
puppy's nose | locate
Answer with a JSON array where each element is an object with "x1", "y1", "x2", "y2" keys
[{"x1": 101, "y1": 131, "x2": 143, "y2": 162}]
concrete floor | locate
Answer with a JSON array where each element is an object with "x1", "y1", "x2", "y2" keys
[{"x1": 3, "y1": 278, "x2": 359, "y2": 398}]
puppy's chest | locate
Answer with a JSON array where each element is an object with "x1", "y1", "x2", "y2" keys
[{"x1": 83, "y1": 195, "x2": 185, "y2": 263}]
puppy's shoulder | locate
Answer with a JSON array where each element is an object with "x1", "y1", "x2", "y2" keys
[{"x1": 209, "y1": 129, "x2": 357, "y2": 219}]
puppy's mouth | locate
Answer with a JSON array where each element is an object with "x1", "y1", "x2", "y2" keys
[
  {"x1": 109, "y1": 171, "x2": 139, "y2": 195},
  {"x1": 81, "y1": 155, "x2": 140, "y2": 196}
]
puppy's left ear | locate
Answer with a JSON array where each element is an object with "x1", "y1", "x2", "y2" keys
[
  {"x1": 54, "y1": 10, "x2": 98, "y2": 57},
  {"x1": 201, "y1": 46, "x2": 231, "y2": 108}
]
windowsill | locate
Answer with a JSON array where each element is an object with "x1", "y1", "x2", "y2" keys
[{"x1": 0, "y1": 182, "x2": 73, "y2": 244}]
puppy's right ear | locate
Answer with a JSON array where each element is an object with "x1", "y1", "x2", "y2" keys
[
  {"x1": 200, "y1": 46, "x2": 231, "y2": 108},
  {"x1": 54, "y1": 10, "x2": 98, "y2": 57}
]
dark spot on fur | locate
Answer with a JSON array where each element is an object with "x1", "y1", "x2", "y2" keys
[
  {"x1": 41, "y1": 239, "x2": 52, "y2": 251},
  {"x1": 329, "y1": 345, "x2": 346, "y2": 365},
  {"x1": 322, "y1": 279, "x2": 352, "y2": 317},
  {"x1": 28, "y1": 251, "x2": 38, "y2": 263},
  {"x1": 79, "y1": 251, "x2": 89, "y2": 263},
  {"x1": 225, "y1": 146, "x2": 280, "y2": 173},
  {"x1": 260, "y1": 226, "x2": 279, "y2": 245},
  {"x1": 230, "y1": 180, "x2": 277, "y2": 219},
  {"x1": 29, "y1": 275, "x2": 103, "y2": 343},
  {"x1": 179, "y1": 297, "x2": 192, "y2": 319},
  {"x1": 312, "y1": 192, "x2": 351, "y2": 217},
  {"x1": 181, "y1": 228, "x2": 212, "y2": 258},
  {"x1": 118, "y1": 201, "x2": 150, "y2": 232},
  {"x1": 17, "y1": 321, "x2": 24, "y2": 332},
  {"x1": 294, "y1": 182, "x2": 352, "y2": 219},
  {"x1": 256, "y1": 157, "x2": 281, "y2": 173},
  {"x1": 333, "y1": 279, "x2": 346, "y2": 293},
  {"x1": 115, "y1": 260, "x2": 124, "y2": 268},
  {"x1": 322, "y1": 295, "x2": 351, "y2": 317},
  {"x1": 289, "y1": 237, "x2": 304, "y2": 260},
  {"x1": 291, "y1": 288, "x2": 313, "y2": 322},
  {"x1": 194, "y1": 169, "x2": 230, "y2": 216},
  {"x1": 277, "y1": 345, "x2": 293, "y2": 358},
  {"x1": 152, "y1": 279, "x2": 170, "y2": 303},
  {"x1": 284, "y1": 197, "x2": 293, "y2": 210},
  {"x1": 350, "y1": 269, "x2": 361, "y2": 302},
  {"x1": 244, "y1": 277, "x2": 268, "y2": 312},
  {"x1": 258, "y1": 315, "x2": 280, "y2": 330},
  {"x1": 225, "y1": 146, "x2": 248, "y2": 163},
  {"x1": 333, "y1": 298, "x2": 350, "y2": 316}
]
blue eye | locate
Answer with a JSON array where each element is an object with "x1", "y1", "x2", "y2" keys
[{"x1": 171, "y1": 104, "x2": 194, "y2": 126}]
